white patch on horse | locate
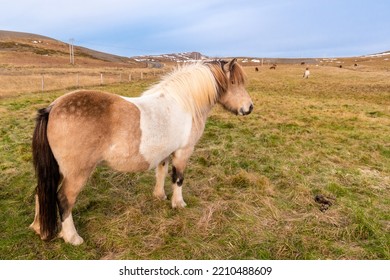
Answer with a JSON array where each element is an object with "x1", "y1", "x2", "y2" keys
[
  {"x1": 121, "y1": 93, "x2": 192, "y2": 169},
  {"x1": 59, "y1": 214, "x2": 84, "y2": 245}
]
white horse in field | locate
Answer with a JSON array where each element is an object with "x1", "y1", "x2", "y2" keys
[{"x1": 303, "y1": 67, "x2": 310, "y2": 79}]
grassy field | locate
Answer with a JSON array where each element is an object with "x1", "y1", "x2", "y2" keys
[
  {"x1": 0, "y1": 64, "x2": 389, "y2": 259},
  {"x1": 0, "y1": 66, "x2": 166, "y2": 97}
]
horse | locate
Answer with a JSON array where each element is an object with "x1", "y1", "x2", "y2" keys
[
  {"x1": 303, "y1": 67, "x2": 310, "y2": 79},
  {"x1": 30, "y1": 58, "x2": 253, "y2": 245}
]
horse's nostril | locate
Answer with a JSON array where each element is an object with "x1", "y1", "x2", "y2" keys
[{"x1": 239, "y1": 104, "x2": 253, "y2": 116}]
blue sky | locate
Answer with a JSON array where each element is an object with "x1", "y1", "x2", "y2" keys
[{"x1": 1, "y1": 0, "x2": 389, "y2": 58}]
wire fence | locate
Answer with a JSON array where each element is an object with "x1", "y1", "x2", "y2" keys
[{"x1": 0, "y1": 69, "x2": 167, "y2": 97}]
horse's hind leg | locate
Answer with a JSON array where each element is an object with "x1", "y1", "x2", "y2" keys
[
  {"x1": 30, "y1": 174, "x2": 64, "y2": 236},
  {"x1": 153, "y1": 158, "x2": 169, "y2": 200},
  {"x1": 57, "y1": 171, "x2": 90, "y2": 245}
]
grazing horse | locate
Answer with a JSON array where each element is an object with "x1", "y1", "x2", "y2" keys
[{"x1": 30, "y1": 58, "x2": 253, "y2": 245}]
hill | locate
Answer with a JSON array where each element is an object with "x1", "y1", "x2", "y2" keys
[
  {"x1": 0, "y1": 30, "x2": 209, "y2": 68},
  {"x1": 1, "y1": 30, "x2": 389, "y2": 69},
  {"x1": 0, "y1": 30, "x2": 168, "y2": 97},
  {"x1": 0, "y1": 30, "x2": 142, "y2": 68}
]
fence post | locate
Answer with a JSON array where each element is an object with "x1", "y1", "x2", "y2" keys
[
  {"x1": 100, "y1": 73, "x2": 103, "y2": 85},
  {"x1": 129, "y1": 73, "x2": 132, "y2": 82},
  {"x1": 41, "y1": 74, "x2": 44, "y2": 92}
]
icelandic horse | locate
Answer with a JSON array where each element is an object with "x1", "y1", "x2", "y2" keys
[{"x1": 30, "y1": 58, "x2": 253, "y2": 245}]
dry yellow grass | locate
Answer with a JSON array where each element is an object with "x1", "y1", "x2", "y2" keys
[
  {"x1": 0, "y1": 60, "x2": 389, "y2": 260},
  {"x1": 0, "y1": 66, "x2": 167, "y2": 97}
]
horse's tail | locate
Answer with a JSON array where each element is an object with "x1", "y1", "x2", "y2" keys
[{"x1": 32, "y1": 107, "x2": 60, "y2": 240}]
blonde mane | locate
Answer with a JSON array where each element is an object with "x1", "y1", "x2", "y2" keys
[
  {"x1": 143, "y1": 62, "x2": 222, "y2": 128},
  {"x1": 142, "y1": 60, "x2": 246, "y2": 129}
]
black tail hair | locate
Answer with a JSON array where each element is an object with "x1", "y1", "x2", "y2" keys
[{"x1": 32, "y1": 107, "x2": 60, "y2": 240}]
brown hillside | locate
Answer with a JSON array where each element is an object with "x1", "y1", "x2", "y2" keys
[{"x1": 0, "y1": 30, "x2": 143, "y2": 68}]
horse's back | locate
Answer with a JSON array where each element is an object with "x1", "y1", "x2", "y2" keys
[{"x1": 47, "y1": 90, "x2": 149, "y2": 174}]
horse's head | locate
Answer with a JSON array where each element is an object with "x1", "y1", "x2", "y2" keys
[{"x1": 209, "y1": 58, "x2": 253, "y2": 116}]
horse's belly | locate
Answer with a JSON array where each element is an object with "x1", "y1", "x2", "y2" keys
[{"x1": 104, "y1": 143, "x2": 150, "y2": 172}]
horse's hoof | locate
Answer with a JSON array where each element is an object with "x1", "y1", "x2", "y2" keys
[
  {"x1": 66, "y1": 235, "x2": 84, "y2": 246},
  {"x1": 172, "y1": 200, "x2": 187, "y2": 209},
  {"x1": 153, "y1": 191, "x2": 167, "y2": 201},
  {"x1": 29, "y1": 222, "x2": 40, "y2": 235},
  {"x1": 61, "y1": 232, "x2": 84, "y2": 245}
]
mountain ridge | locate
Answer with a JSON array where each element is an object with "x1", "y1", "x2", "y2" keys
[{"x1": 1, "y1": 30, "x2": 389, "y2": 67}]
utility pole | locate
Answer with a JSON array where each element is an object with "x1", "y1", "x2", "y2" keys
[{"x1": 69, "y1": 38, "x2": 75, "y2": 65}]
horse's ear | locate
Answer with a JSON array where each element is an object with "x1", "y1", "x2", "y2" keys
[
  {"x1": 229, "y1": 58, "x2": 238, "y2": 71},
  {"x1": 223, "y1": 58, "x2": 237, "y2": 72}
]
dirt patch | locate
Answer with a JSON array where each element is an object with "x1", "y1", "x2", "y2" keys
[{"x1": 314, "y1": 194, "x2": 334, "y2": 212}]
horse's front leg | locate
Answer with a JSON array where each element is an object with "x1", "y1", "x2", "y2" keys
[
  {"x1": 171, "y1": 147, "x2": 194, "y2": 208},
  {"x1": 153, "y1": 158, "x2": 169, "y2": 200}
]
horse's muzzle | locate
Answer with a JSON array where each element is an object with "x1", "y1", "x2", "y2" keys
[{"x1": 238, "y1": 103, "x2": 253, "y2": 116}]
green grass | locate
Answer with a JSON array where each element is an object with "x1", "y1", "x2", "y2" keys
[{"x1": 0, "y1": 65, "x2": 389, "y2": 259}]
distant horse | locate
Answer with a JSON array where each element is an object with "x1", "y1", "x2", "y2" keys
[
  {"x1": 255, "y1": 67, "x2": 259, "y2": 72},
  {"x1": 303, "y1": 67, "x2": 310, "y2": 79},
  {"x1": 30, "y1": 59, "x2": 253, "y2": 245},
  {"x1": 269, "y1": 64, "x2": 276, "y2": 70}
]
